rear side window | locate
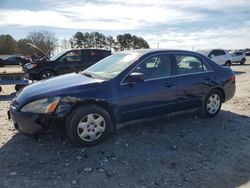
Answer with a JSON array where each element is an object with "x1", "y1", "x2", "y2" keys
[
  {"x1": 235, "y1": 52, "x2": 243, "y2": 56},
  {"x1": 82, "y1": 50, "x2": 105, "y2": 62},
  {"x1": 175, "y1": 55, "x2": 211, "y2": 75}
]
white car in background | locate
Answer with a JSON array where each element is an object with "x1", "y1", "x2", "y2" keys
[
  {"x1": 198, "y1": 49, "x2": 232, "y2": 67},
  {"x1": 230, "y1": 51, "x2": 246, "y2": 65}
]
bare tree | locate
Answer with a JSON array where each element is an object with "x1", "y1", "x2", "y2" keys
[
  {"x1": 27, "y1": 30, "x2": 58, "y2": 57},
  {"x1": 60, "y1": 38, "x2": 71, "y2": 51}
]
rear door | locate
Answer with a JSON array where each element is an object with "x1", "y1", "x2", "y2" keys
[
  {"x1": 174, "y1": 53, "x2": 213, "y2": 110},
  {"x1": 118, "y1": 53, "x2": 177, "y2": 121},
  {"x1": 79, "y1": 50, "x2": 103, "y2": 71}
]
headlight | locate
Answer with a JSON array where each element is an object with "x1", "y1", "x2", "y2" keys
[
  {"x1": 26, "y1": 63, "x2": 37, "y2": 69},
  {"x1": 21, "y1": 97, "x2": 60, "y2": 114}
]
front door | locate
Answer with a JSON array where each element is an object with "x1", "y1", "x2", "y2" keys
[
  {"x1": 117, "y1": 54, "x2": 177, "y2": 122},
  {"x1": 56, "y1": 50, "x2": 82, "y2": 74}
]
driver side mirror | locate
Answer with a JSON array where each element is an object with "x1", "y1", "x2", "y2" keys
[{"x1": 124, "y1": 72, "x2": 144, "y2": 84}]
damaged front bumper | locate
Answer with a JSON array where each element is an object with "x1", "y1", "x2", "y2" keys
[
  {"x1": 8, "y1": 99, "x2": 73, "y2": 135},
  {"x1": 9, "y1": 108, "x2": 59, "y2": 135}
]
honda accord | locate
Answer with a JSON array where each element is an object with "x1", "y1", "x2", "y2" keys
[{"x1": 8, "y1": 49, "x2": 236, "y2": 147}]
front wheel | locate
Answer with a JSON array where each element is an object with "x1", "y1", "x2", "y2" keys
[
  {"x1": 201, "y1": 90, "x2": 222, "y2": 118},
  {"x1": 40, "y1": 70, "x2": 55, "y2": 80},
  {"x1": 66, "y1": 105, "x2": 113, "y2": 147}
]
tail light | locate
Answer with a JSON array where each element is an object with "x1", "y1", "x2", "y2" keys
[{"x1": 230, "y1": 75, "x2": 236, "y2": 81}]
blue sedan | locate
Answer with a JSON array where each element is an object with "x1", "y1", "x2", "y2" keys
[{"x1": 9, "y1": 49, "x2": 236, "y2": 147}]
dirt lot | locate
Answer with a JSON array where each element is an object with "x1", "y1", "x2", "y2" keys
[{"x1": 0, "y1": 59, "x2": 250, "y2": 188}]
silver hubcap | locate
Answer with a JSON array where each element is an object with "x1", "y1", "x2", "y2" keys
[
  {"x1": 77, "y1": 113, "x2": 106, "y2": 142},
  {"x1": 42, "y1": 72, "x2": 53, "y2": 79},
  {"x1": 207, "y1": 94, "x2": 221, "y2": 114}
]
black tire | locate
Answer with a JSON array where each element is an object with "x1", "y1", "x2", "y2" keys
[
  {"x1": 66, "y1": 105, "x2": 113, "y2": 147},
  {"x1": 240, "y1": 58, "x2": 246, "y2": 65},
  {"x1": 15, "y1": 84, "x2": 25, "y2": 92},
  {"x1": 40, "y1": 70, "x2": 56, "y2": 80},
  {"x1": 225, "y1": 61, "x2": 231, "y2": 67},
  {"x1": 201, "y1": 89, "x2": 222, "y2": 118}
]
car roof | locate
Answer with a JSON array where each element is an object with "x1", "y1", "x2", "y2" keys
[
  {"x1": 72, "y1": 48, "x2": 111, "y2": 52},
  {"x1": 4, "y1": 55, "x2": 23, "y2": 59},
  {"x1": 118, "y1": 49, "x2": 197, "y2": 56}
]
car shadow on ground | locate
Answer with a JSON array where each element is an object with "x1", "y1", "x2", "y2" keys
[
  {"x1": 233, "y1": 71, "x2": 246, "y2": 75},
  {"x1": 232, "y1": 63, "x2": 250, "y2": 67},
  {"x1": 1, "y1": 110, "x2": 250, "y2": 187}
]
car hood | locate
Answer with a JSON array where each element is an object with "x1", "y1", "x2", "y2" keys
[
  {"x1": 27, "y1": 43, "x2": 50, "y2": 60},
  {"x1": 15, "y1": 73, "x2": 105, "y2": 105}
]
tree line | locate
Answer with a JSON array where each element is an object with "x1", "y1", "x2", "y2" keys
[
  {"x1": 0, "y1": 30, "x2": 150, "y2": 57},
  {"x1": 71, "y1": 32, "x2": 150, "y2": 51}
]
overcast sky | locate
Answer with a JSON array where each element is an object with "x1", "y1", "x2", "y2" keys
[{"x1": 0, "y1": 0, "x2": 249, "y2": 50}]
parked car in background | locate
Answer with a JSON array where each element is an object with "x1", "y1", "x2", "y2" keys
[
  {"x1": 230, "y1": 51, "x2": 246, "y2": 65},
  {"x1": 4, "y1": 55, "x2": 31, "y2": 66},
  {"x1": 24, "y1": 44, "x2": 112, "y2": 80},
  {"x1": 198, "y1": 49, "x2": 232, "y2": 67},
  {"x1": 9, "y1": 49, "x2": 236, "y2": 147},
  {"x1": 0, "y1": 58, "x2": 4, "y2": 67}
]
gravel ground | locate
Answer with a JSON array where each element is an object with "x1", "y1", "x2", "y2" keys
[{"x1": 0, "y1": 59, "x2": 250, "y2": 188}]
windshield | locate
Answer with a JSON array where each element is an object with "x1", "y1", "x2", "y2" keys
[
  {"x1": 50, "y1": 50, "x2": 67, "y2": 61},
  {"x1": 82, "y1": 52, "x2": 140, "y2": 80}
]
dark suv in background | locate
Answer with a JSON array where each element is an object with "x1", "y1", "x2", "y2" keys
[{"x1": 24, "y1": 44, "x2": 111, "y2": 80}]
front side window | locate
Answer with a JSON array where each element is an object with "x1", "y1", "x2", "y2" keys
[
  {"x1": 6, "y1": 57, "x2": 17, "y2": 62},
  {"x1": 175, "y1": 55, "x2": 210, "y2": 75},
  {"x1": 61, "y1": 51, "x2": 81, "y2": 62},
  {"x1": 209, "y1": 50, "x2": 219, "y2": 56},
  {"x1": 217, "y1": 50, "x2": 226, "y2": 56},
  {"x1": 131, "y1": 54, "x2": 172, "y2": 80}
]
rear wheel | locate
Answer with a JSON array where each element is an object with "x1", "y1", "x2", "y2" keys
[
  {"x1": 241, "y1": 58, "x2": 246, "y2": 65},
  {"x1": 40, "y1": 70, "x2": 55, "y2": 80},
  {"x1": 66, "y1": 105, "x2": 113, "y2": 147},
  {"x1": 225, "y1": 61, "x2": 231, "y2": 67},
  {"x1": 201, "y1": 90, "x2": 222, "y2": 118}
]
